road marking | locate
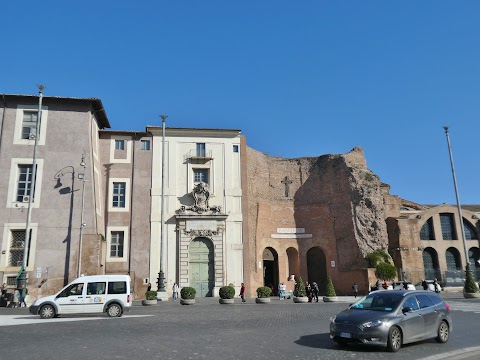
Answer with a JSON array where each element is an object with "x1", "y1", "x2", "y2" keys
[
  {"x1": 446, "y1": 301, "x2": 480, "y2": 313},
  {"x1": 420, "y1": 346, "x2": 480, "y2": 360},
  {"x1": 0, "y1": 314, "x2": 152, "y2": 327}
]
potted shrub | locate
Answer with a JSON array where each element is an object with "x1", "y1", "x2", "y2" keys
[
  {"x1": 323, "y1": 276, "x2": 338, "y2": 302},
  {"x1": 463, "y1": 266, "x2": 480, "y2": 298},
  {"x1": 219, "y1": 285, "x2": 235, "y2": 304},
  {"x1": 142, "y1": 291, "x2": 158, "y2": 306},
  {"x1": 180, "y1": 286, "x2": 196, "y2": 305},
  {"x1": 255, "y1": 286, "x2": 272, "y2": 303},
  {"x1": 293, "y1": 277, "x2": 308, "y2": 303}
]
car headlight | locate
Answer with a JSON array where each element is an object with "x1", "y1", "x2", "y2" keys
[
  {"x1": 359, "y1": 319, "x2": 384, "y2": 330},
  {"x1": 329, "y1": 315, "x2": 336, "y2": 324}
]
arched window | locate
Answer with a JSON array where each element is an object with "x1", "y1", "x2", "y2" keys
[
  {"x1": 445, "y1": 247, "x2": 462, "y2": 270},
  {"x1": 423, "y1": 248, "x2": 439, "y2": 279},
  {"x1": 420, "y1": 218, "x2": 435, "y2": 240},
  {"x1": 440, "y1": 213, "x2": 457, "y2": 240},
  {"x1": 463, "y1": 219, "x2": 478, "y2": 240}
]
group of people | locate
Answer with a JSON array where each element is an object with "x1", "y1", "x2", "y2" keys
[
  {"x1": 421, "y1": 278, "x2": 440, "y2": 293},
  {"x1": 305, "y1": 282, "x2": 320, "y2": 302},
  {"x1": 0, "y1": 283, "x2": 29, "y2": 308}
]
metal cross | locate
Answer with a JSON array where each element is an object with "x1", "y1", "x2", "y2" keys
[{"x1": 281, "y1": 176, "x2": 293, "y2": 197}]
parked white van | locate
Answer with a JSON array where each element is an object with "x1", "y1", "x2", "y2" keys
[{"x1": 30, "y1": 275, "x2": 131, "y2": 318}]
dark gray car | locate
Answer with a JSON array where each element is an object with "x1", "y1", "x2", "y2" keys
[{"x1": 329, "y1": 290, "x2": 452, "y2": 352}]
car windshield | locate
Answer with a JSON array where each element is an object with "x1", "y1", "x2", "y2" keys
[{"x1": 350, "y1": 293, "x2": 403, "y2": 312}]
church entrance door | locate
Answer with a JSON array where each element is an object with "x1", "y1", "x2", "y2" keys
[
  {"x1": 263, "y1": 247, "x2": 279, "y2": 294},
  {"x1": 307, "y1": 247, "x2": 327, "y2": 295},
  {"x1": 189, "y1": 237, "x2": 214, "y2": 297}
]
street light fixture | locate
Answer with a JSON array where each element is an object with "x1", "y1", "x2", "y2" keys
[
  {"x1": 77, "y1": 151, "x2": 88, "y2": 277},
  {"x1": 443, "y1": 126, "x2": 470, "y2": 271},
  {"x1": 16, "y1": 84, "x2": 45, "y2": 290},
  {"x1": 157, "y1": 114, "x2": 168, "y2": 301}
]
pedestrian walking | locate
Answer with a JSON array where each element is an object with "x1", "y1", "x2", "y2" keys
[
  {"x1": 306, "y1": 283, "x2": 312, "y2": 302},
  {"x1": 433, "y1": 278, "x2": 440, "y2": 293},
  {"x1": 421, "y1": 279, "x2": 428, "y2": 290},
  {"x1": 172, "y1": 282, "x2": 179, "y2": 301},
  {"x1": 19, "y1": 285, "x2": 28, "y2": 307},
  {"x1": 403, "y1": 280, "x2": 408, "y2": 290},
  {"x1": 240, "y1": 283, "x2": 246, "y2": 303},
  {"x1": 147, "y1": 283, "x2": 152, "y2": 291},
  {"x1": 312, "y1": 282, "x2": 319, "y2": 302},
  {"x1": 352, "y1": 282, "x2": 358, "y2": 298},
  {"x1": 12, "y1": 289, "x2": 19, "y2": 308}
]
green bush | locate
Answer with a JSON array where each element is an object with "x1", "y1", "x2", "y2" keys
[
  {"x1": 464, "y1": 267, "x2": 480, "y2": 294},
  {"x1": 325, "y1": 277, "x2": 336, "y2": 297},
  {"x1": 219, "y1": 286, "x2": 235, "y2": 299},
  {"x1": 375, "y1": 262, "x2": 397, "y2": 281},
  {"x1": 180, "y1": 287, "x2": 196, "y2": 300},
  {"x1": 294, "y1": 277, "x2": 306, "y2": 297},
  {"x1": 256, "y1": 286, "x2": 272, "y2": 298},
  {"x1": 366, "y1": 249, "x2": 392, "y2": 268},
  {"x1": 145, "y1": 291, "x2": 157, "y2": 300}
]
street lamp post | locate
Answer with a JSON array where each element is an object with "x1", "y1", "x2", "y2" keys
[
  {"x1": 16, "y1": 84, "x2": 45, "y2": 290},
  {"x1": 77, "y1": 151, "x2": 87, "y2": 277},
  {"x1": 443, "y1": 126, "x2": 469, "y2": 270},
  {"x1": 157, "y1": 114, "x2": 168, "y2": 301}
]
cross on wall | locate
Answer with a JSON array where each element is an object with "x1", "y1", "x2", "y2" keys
[{"x1": 281, "y1": 176, "x2": 293, "y2": 197}]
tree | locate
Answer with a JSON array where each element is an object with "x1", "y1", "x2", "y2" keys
[
  {"x1": 294, "y1": 277, "x2": 306, "y2": 297},
  {"x1": 365, "y1": 249, "x2": 392, "y2": 268},
  {"x1": 375, "y1": 262, "x2": 397, "y2": 281},
  {"x1": 325, "y1": 276, "x2": 336, "y2": 297},
  {"x1": 464, "y1": 267, "x2": 480, "y2": 294}
]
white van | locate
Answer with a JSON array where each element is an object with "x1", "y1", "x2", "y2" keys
[{"x1": 30, "y1": 275, "x2": 131, "y2": 318}]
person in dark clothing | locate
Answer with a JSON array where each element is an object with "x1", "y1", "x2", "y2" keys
[
  {"x1": 403, "y1": 281, "x2": 408, "y2": 290},
  {"x1": 421, "y1": 279, "x2": 428, "y2": 290},
  {"x1": 306, "y1": 283, "x2": 312, "y2": 302},
  {"x1": 352, "y1": 283, "x2": 359, "y2": 298},
  {"x1": 240, "y1": 283, "x2": 246, "y2": 303},
  {"x1": 312, "y1": 282, "x2": 319, "y2": 302}
]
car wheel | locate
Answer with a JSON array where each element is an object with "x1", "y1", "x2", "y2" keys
[
  {"x1": 386, "y1": 326, "x2": 402, "y2": 352},
  {"x1": 107, "y1": 303, "x2": 122, "y2": 317},
  {"x1": 40, "y1": 304, "x2": 55, "y2": 319},
  {"x1": 435, "y1": 321, "x2": 449, "y2": 343}
]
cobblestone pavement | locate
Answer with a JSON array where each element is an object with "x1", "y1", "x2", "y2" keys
[{"x1": 0, "y1": 295, "x2": 479, "y2": 360}]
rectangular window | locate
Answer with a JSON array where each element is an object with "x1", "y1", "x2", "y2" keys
[
  {"x1": 140, "y1": 140, "x2": 150, "y2": 151},
  {"x1": 233, "y1": 145, "x2": 239, "y2": 153},
  {"x1": 108, "y1": 281, "x2": 127, "y2": 294},
  {"x1": 193, "y1": 169, "x2": 209, "y2": 183},
  {"x1": 112, "y1": 182, "x2": 126, "y2": 208},
  {"x1": 110, "y1": 231, "x2": 124, "y2": 258},
  {"x1": 87, "y1": 282, "x2": 106, "y2": 295},
  {"x1": 115, "y1": 140, "x2": 125, "y2": 150},
  {"x1": 21, "y1": 111, "x2": 38, "y2": 139},
  {"x1": 16, "y1": 165, "x2": 34, "y2": 202},
  {"x1": 196, "y1": 143, "x2": 206, "y2": 157},
  {"x1": 440, "y1": 213, "x2": 457, "y2": 240},
  {"x1": 8, "y1": 230, "x2": 31, "y2": 267}
]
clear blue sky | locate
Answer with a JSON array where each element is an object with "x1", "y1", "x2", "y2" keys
[{"x1": 2, "y1": 1, "x2": 479, "y2": 205}]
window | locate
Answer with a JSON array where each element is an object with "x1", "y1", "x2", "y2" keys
[
  {"x1": 463, "y1": 219, "x2": 478, "y2": 240},
  {"x1": 21, "y1": 111, "x2": 38, "y2": 139},
  {"x1": 193, "y1": 169, "x2": 209, "y2": 184},
  {"x1": 110, "y1": 231, "x2": 124, "y2": 258},
  {"x1": 112, "y1": 182, "x2": 126, "y2": 208},
  {"x1": 440, "y1": 213, "x2": 457, "y2": 240},
  {"x1": 403, "y1": 296, "x2": 419, "y2": 311},
  {"x1": 8, "y1": 230, "x2": 31, "y2": 267},
  {"x1": 196, "y1": 143, "x2": 206, "y2": 157},
  {"x1": 415, "y1": 294, "x2": 434, "y2": 309},
  {"x1": 16, "y1": 165, "x2": 34, "y2": 202},
  {"x1": 60, "y1": 283, "x2": 84, "y2": 297},
  {"x1": 420, "y1": 218, "x2": 435, "y2": 240},
  {"x1": 108, "y1": 281, "x2": 127, "y2": 294},
  {"x1": 233, "y1": 145, "x2": 239, "y2": 153},
  {"x1": 115, "y1": 140, "x2": 125, "y2": 150},
  {"x1": 87, "y1": 282, "x2": 106, "y2": 295},
  {"x1": 140, "y1": 140, "x2": 150, "y2": 151}
]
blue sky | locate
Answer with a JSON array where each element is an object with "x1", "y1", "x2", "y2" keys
[{"x1": 2, "y1": 1, "x2": 479, "y2": 204}]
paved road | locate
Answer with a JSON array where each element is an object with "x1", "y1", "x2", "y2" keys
[{"x1": 0, "y1": 295, "x2": 479, "y2": 360}]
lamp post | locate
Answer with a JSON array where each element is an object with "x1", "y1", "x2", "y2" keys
[
  {"x1": 443, "y1": 126, "x2": 469, "y2": 270},
  {"x1": 77, "y1": 151, "x2": 87, "y2": 277},
  {"x1": 157, "y1": 114, "x2": 168, "y2": 300},
  {"x1": 16, "y1": 84, "x2": 44, "y2": 290}
]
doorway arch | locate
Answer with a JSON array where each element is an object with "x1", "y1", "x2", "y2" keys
[
  {"x1": 189, "y1": 237, "x2": 214, "y2": 297},
  {"x1": 263, "y1": 247, "x2": 279, "y2": 294},
  {"x1": 307, "y1": 246, "x2": 327, "y2": 295}
]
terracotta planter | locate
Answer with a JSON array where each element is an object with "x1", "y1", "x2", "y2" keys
[
  {"x1": 142, "y1": 299, "x2": 158, "y2": 306},
  {"x1": 255, "y1": 297, "x2": 271, "y2": 304},
  {"x1": 219, "y1": 298, "x2": 234, "y2": 304},
  {"x1": 180, "y1": 299, "x2": 196, "y2": 305},
  {"x1": 323, "y1": 296, "x2": 339, "y2": 302},
  {"x1": 293, "y1": 296, "x2": 309, "y2": 303},
  {"x1": 464, "y1": 292, "x2": 480, "y2": 299}
]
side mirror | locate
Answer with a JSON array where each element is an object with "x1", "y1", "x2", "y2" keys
[{"x1": 402, "y1": 307, "x2": 413, "y2": 314}]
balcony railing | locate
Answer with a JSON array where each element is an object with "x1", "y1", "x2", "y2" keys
[{"x1": 184, "y1": 149, "x2": 213, "y2": 163}]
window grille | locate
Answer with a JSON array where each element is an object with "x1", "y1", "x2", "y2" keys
[
  {"x1": 420, "y1": 218, "x2": 435, "y2": 240},
  {"x1": 463, "y1": 219, "x2": 478, "y2": 240},
  {"x1": 9, "y1": 230, "x2": 31, "y2": 267},
  {"x1": 110, "y1": 231, "x2": 124, "y2": 257},
  {"x1": 440, "y1": 213, "x2": 457, "y2": 240}
]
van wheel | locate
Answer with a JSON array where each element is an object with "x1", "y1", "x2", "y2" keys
[
  {"x1": 107, "y1": 303, "x2": 122, "y2": 317},
  {"x1": 40, "y1": 305, "x2": 55, "y2": 319},
  {"x1": 435, "y1": 321, "x2": 449, "y2": 343},
  {"x1": 386, "y1": 326, "x2": 402, "y2": 352}
]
